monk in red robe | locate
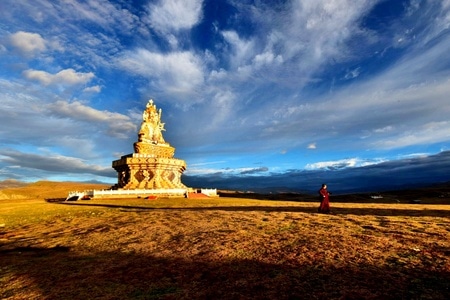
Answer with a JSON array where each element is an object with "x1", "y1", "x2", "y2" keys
[{"x1": 318, "y1": 184, "x2": 331, "y2": 213}]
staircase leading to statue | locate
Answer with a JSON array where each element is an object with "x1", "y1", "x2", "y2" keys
[{"x1": 186, "y1": 192, "x2": 210, "y2": 199}]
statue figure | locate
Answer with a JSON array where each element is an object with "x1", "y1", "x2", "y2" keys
[
  {"x1": 134, "y1": 99, "x2": 169, "y2": 153},
  {"x1": 112, "y1": 97, "x2": 187, "y2": 190}
]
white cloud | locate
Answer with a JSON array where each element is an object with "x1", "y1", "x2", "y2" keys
[
  {"x1": 9, "y1": 31, "x2": 46, "y2": 53},
  {"x1": 0, "y1": 149, "x2": 113, "y2": 177},
  {"x1": 253, "y1": 51, "x2": 283, "y2": 69},
  {"x1": 1, "y1": 1, "x2": 145, "y2": 70},
  {"x1": 373, "y1": 126, "x2": 393, "y2": 134},
  {"x1": 189, "y1": 161, "x2": 227, "y2": 167},
  {"x1": 46, "y1": 100, "x2": 136, "y2": 139},
  {"x1": 52, "y1": 0, "x2": 140, "y2": 33},
  {"x1": 185, "y1": 165, "x2": 268, "y2": 176},
  {"x1": 83, "y1": 85, "x2": 102, "y2": 93},
  {"x1": 263, "y1": 36, "x2": 450, "y2": 151},
  {"x1": 47, "y1": 100, "x2": 110, "y2": 122},
  {"x1": 344, "y1": 67, "x2": 361, "y2": 80},
  {"x1": 206, "y1": 89, "x2": 236, "y2": 128},
  {"x1": 23, "y1": 68, "x2": 95, "y2": 86},
  {"x1": 212, "y1": 1, "x2": 375, "y2": 88},
  {"x1": 120, "y1": 49, "x2": 204, "y2": 95},
  {"x1": 305, "y1": 157, "x2": 384, "y2": 170},
  {"x1": 307, "y1": 143, "x2": 316, "y2": 149},
  {"x1": 283, "y1": 0, "x2": 374, "y2": 67},
  {"x1": 398, "y1": 152, "x2": 429, "y2": 159},
  {"x1": 147, "y1": 0, "x2": 203, "y2": 32},
  {"x1": 179, "y1": 2, "x2": 450, "y2": 153},
  {"x1": 222, "y1": 30, "x2": 256, "y2": 69},
  {"x1": 209, "y1": 69, "x2": 228, "y2": 81},
  {"x1": 372, "y1": 121, "x2": 450, "y2": 149}
]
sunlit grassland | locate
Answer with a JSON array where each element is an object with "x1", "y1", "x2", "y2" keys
[{"x1": 1, "y1": 183, "x2": 449, "y2": 299}]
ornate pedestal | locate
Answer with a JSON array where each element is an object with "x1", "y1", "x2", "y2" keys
[{"x1": 112, "y1": 153, "x2": 186, "y2": 189}]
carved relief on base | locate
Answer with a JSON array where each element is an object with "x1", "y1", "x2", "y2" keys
[{"x1": 112, "y1": 155, "x2": 186, "y2": 189}]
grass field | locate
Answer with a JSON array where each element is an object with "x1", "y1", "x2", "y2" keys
[{"x1": 1, "y1": 182, "x2": 449, "y2": 299}]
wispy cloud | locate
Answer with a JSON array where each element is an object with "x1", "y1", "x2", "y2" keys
[
  {"x1": 305, "y1": 158, "x2": 385, "y2": 170},
  {"x1": 46, "y1": 100, "x2": 136, "y2": 138},
  {"x1": 344, "y1": 67, "x2": 361, "y2": 80},
  {"x1": 0, "y1": 149, "x2": 114, "y2": 178},
  {"x1": 83, "y1": 85, "x2": 102, "y2": 93},
  {"x1": 23, "y1": 69, "x2": 95, "y2": 86},
  {"x1": 185, "y1": 166, "x2": 269, "y2": 177},
  {"x1": 240, "y1": 167, "x2": 269, "y2": 175},
  {"x1": 147, "y1": 0, "x2": 203, "y2": 32},
  {"x1": 372, "y1": 121, "x2": 450, "y2": 149}
]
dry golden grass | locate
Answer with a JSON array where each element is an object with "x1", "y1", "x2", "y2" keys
[
  {"x1": 0, "y1": 181, "x2": 110, "y2": 200},
  {"x1": 1, "y1": 182, "x2": 449, "y2": 299}
]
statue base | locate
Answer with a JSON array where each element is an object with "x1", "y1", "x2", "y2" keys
[{"x1": 112, "y1": 153, "x2": 187, "y2": 189}]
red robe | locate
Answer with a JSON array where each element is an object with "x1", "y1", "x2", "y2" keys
[{"x1": 318, "y1": 187, "x2": 330, "y2": 213}]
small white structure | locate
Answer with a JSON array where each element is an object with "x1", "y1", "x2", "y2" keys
[
  {"x1": 198, "y1": 188, "x2": 218, "y2": 197},
  {"x1": 66, "y1": 191, "x2": 91, "y2": 201}
]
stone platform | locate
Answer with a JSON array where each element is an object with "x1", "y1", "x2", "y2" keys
[
  {"x1": 112, "y1": 153, "x2": 186, "y2": 190},
  {"x1": 66, "y1": 188, "x2": 217, "y2": 200}
]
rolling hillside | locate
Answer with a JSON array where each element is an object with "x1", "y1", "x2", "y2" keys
[{"x1": 0, "y1": 180, "x2": 110, "y2": 200}]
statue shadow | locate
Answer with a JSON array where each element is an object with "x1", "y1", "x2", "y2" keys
[
  {"x1": 1, "y1": 244, "x2": 448, "y2": 299},
  {"x1": 59, "y1": 202, "x2": 450, "y2": 218}
]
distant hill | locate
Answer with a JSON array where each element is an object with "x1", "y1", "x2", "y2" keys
[
  {"x1": 1, "y1": 180, "x2": 449, "y2": 204},
  {"x1": 0, "y1": 180, "x2": 110, "y2": 200},
  {"x1": 218, "y1": 181, "x2": 450, "y2": 204},
  {"x1": 0, "y1": 179, "x2": 29, "y2": 190}
]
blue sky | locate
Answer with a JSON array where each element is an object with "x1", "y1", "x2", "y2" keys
[{"x1": 0, "y1": 0, "x2": 449, "y2": 192}]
